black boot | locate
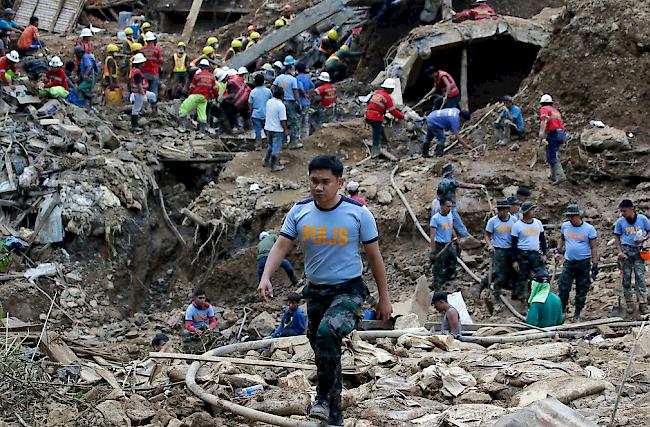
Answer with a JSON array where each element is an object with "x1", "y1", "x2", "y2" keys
[
  {"x1": 421, "y1": 141, "x2": 431, "y2": 158},
  {"x1": 151, "y1": 102, "x2": 158, "y2": 115},
  {"x1": 434, "y1": 144, "x2": 444, "y2": 157},
  {"x1": 131, "y1": 114, "x2": 139, "y2": 130}
]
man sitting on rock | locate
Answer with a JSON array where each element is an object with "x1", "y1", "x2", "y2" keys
[
  {"x1": 269, "y1": 292, "x2": 306, "y2": 338},
  {"x1": 183, "y1": 289, "x2": 217, "y2": 336},
  {"x1": 525, "y1": 277, "x2": 564, "y2": 327}
]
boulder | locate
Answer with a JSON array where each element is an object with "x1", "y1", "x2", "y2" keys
[
  {"x1": 181, "y1": 412, "x2": 214, "y2": 427},
  {"x1": 97, "y1": 124, "x2": 121, "y2": 150},
  {"x1": 248, "y1": 311, "x2": 276, "y2": 337},
  {"x1": 377, "y1": 190, "x2": 393, "y2": 205},
  {"x1": 581, "y1": 126, "x2": 631, "y2": 152},
  {"x1": 96, "y1": 400, "x2": 131, "y2": 427}
]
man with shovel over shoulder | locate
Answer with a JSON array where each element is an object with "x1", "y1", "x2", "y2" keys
[{"x1": 429, "y1": 197, "x2": 458, "y2": 291}]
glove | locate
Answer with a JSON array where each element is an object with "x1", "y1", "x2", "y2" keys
[{"x1": 591, "y1": 263, "x2": 599, "y2": 280}]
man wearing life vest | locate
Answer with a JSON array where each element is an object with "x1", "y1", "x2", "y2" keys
[
  {"x1": 179, "y1": 59, "x2": 219, "y2": 133},
  {"x1": 318, "y1": 29, "x2": 339, "y2": 66},
  {"x1": 312, "y1": 71, "x2": 337, "y2": 129},
  {"x1": 424, "y1": 66, "x2": 460, "y2": 110},
  {"x1": 224, "y1": 39, "x2": 243, "y2": 61},
  {"x1": 102, "y1": 44, "x2": 119, "y2": 89},
  {"x1": 453, "y1": 0, "x2": 498, "y2": 22},
  {"x1": 75, "y1": 28, "x2": 93, "y2": 66},
  {"x1": 171, "y1": 42, "x2": 189, "y2": 98},
  {"x1": 39, "y1": 56, "x2": 69, "y2": 99},
  {"x1": 137, "y1": 21, "x2": 152, "y2": 45},
  {"x1": 324, "y1": 45, "x2": 362, "y2": 82},
  {"x1": 539, "y1": 94, "x2": 567, "y2": 184},
  {"x1": 129, "y1": 53, "x2": 156, "y2": 131},
  {"x1": 364, "y1": 78, "x2": 405, "y2": 157},
  {"x1": 122, "y1": 27, "x2": 136, "y2": 54},
  {"x1": 246, "y1": 32, "x2": 260, "y2": 50},
  {"x1": 0, "y1": 50, "x2": 19, "y2": 86},
  {"x1": 140, "y1": 31, "x2": 162, "y2": 113},
  {"x1": 279, "y1": 4, "x2": 294, "y2": 25},
  {"x1": 189, "y1": 46, "x2": 218, "y2": 75},
  {"x1": 125, "y1": 42, "x2": 142, "y2": 80},
  {"x1": 222, "y1": 67, "x2": 252, "y2": 132}
]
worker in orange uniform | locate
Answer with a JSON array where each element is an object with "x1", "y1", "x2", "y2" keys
[
  {"x1": 170, "y1": 41, "x2": 189, "y2": 99},
  {"x1": 224, "y1": 39, "x2": 243, "y2": 61},
  {"x1": 539, "y1": 94, "x2": 567, "y2": 184},
  {"x1": 0, "y1": 50, "x2": 19, "y2": 86},
  {"x1": 453, "y1": 0, "x2": 498, "y2": 22},
  {"x1": 102, "y1": 44, "x2": 120, "y2": 89},
  {"x1": 423, "y1": 66, "x2": 460, "y2": 110},
  {"x1": 221, "y1": 68, "x2": 252, "y2": 133},
  {"x1": 179, "y1": 59, "x2": 219, "y2": 133},
  {"x1": 364, "y1": 78, "x2": 404, "y2": 157},
  {"x1": 312, "y1": 71, "x2": 337, "y2": 129},
  {"x1": 140, "y1": 31, "x2": 162, "y2": 113}
]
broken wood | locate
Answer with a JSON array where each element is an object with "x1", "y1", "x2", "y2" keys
[
  {"x1": 462, "y1": 330, "x2": 588, "y2": 346},
  {"x1": 39, "y1": 332, "x2": 79, "y2": 365},
  {"x1": 181, "y1": 208, "x2": 208, "y2": 227},
  {"x1": 181, "y1": 0, "x2": 204, "y2": 42},
  {"x1": 157, "y1": 189, "x2": 186, "y2": 247},
  {"x1": 150, "y1": 352, "x2": 318, "y2": 371},
  {"x1": 597, "y1": 325, "x2": 617, "y2": 338},
  {"x1": 509, "y1": 317, "x2": 625, "y2": 336},
  {"x1": 610, "y1": 321, "x2": 646, "y2": 426},
  {"x1": 460, "y1": 47, "x2": 468, "y2": 110}
]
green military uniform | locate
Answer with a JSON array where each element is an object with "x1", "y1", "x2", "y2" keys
[{"x1": 432, "y1": 241, "x2": 457, "y2": 290}]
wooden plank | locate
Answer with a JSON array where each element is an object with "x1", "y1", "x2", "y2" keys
[
  {"x1": 597, "y1": 325, "x2": 617, "y2": 338},
  {"x1": 180, "y1": 0, "x2": 204, "y2": 43},
  {"x1": 150, "y1": 352, "x2": 318, "y2": 370},
  {"x1": 39, "y1": 332, "x2": 79, "y2": 364},
  {"x1": 460, "y1": 47, "x2": 468, "y2": 110}
]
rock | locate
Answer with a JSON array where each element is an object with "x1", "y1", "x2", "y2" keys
[
  {"x1": 167, "y1": 420, "x2": 184, "y2": 427},
  {"x1": 96, "y1": 400, "x2": 131, "y2": 426},
  {"x1": 394, "y1": 313, "x2": 421, "y2": 329},
  {"x1": 125, "y1": 394, "x2": 156, "y2": 422},
  {"x1": 581, "y1": 126, "x2": 631, "y2": 152},
  {"x1": 65, "y1": 272, "x2": 82, "y2": 282},
  {"x1": 278, "y1": 370, "x2": 312, "y2": 391},
  {"x1": 501, "y1": 185, "x2": 518, "y2": 198},
  {"x1": 181, "y1": 412, "x2": 214, "y2": 427},
  {"x1": 222, "y1": 310, "x2": 239, "y2": 323},
  {"x1": 248, "y1": 311, "x2": 276, "y2": 337},
  {"x1": 460, "y1": 235, "x2": 482, "y2": 250},
  {"x1": 46, "y1": 402, "x2": 78, "y2": 426},
  {"x1": 509, "y1": 143, "x2": 520, "y2": 151},
  {"x1": 365, "y1": 185, "x2": 378, "y2": 199},
  {"x1": 377, "y1": 190, "x2": 393, "y2": 205},
  {"x1": 361, "y1": 176, "x2": 378, "y2": 186},
  {"x1": 455, "y1": 391, "x2": 492, "y2": 404},
  {"x1": 98, "y1": 124, "x2": 120, "y2": 150}
]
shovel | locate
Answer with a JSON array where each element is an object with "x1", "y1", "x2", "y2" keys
[{"x1": 610, "y1": 296, "x2": 624, "y2": 318}]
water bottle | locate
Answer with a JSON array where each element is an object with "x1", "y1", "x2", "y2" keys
[
  {"x1": 636, "y1": 229, "x2": 646, "y2": 243},
  {"x1": 235, "y1": 384, "x2": 264, "y2": 397}
]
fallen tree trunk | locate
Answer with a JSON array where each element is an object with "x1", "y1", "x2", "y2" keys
[
  {"x1": 508, "y1": 317, "x2": 624, "y2": 336},
  {"x1": 461, "y1": 331, "x2": 588, "y2": 346}
]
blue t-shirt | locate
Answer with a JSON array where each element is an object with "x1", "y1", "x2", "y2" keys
[
  {"x1": 427, "y1": 108, "x2": 461, "y2": 133},
  {"x1": 79, "y1": 53, "x2": 96, "y2": 78},
  {"x1": 500, "y1": 104, "x2": 525, "y2": 132},
  {"x1": 280, "y1": 196, "x2": 378, "y2": 284},
  {"x1": 273, "y1": 74, "x2": 299, "y2": 101},
  {"x1": 271, "y1": 306, "x2": 306, "y2": 338},
  {"x1": 430, "y1": 211, "x2": 454, "y2": 243},
  {"x1": 185, "y1": 302, "x2": 215, "y2": 330},
  {"x1": 614, "y1": 214, "x2": 650, "y2": 247},
  {"x1": 561, "y1": 221, "x2": 597, "y2": 261},
  {"x1": 296, "y1": 73, "x2": 314, "y2": 107},
  {"x1": 0, "y1": 19, "x2": 17, "y2": 30},
  {"x1": 248, "y1": 86, "x2": 273, "y2": 120},
  {"x1": 511, "y1": 219, "x2": 544, "y2": 251},
  {"x1": 485, "y1": 214, "x2": 516, "y2": 249}
]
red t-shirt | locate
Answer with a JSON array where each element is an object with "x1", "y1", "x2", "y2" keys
[
  {"x1": 44, "y1": 68, "x2": 69, "y2": 90},
  {"x1": 314, "y1": 83, "x2": 337, "y2": 107},
  {"x1": 140, "y1": 45, "x2": 162, "y2": 77},
  {"x1": 350, "y1": 195, "x2": 367, "y2": 206},
  {"x1": 539, "y1": 105, "x2": 564, "y2": 132}
]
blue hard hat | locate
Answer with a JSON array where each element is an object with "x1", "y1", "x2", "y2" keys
[{"x1": 283, "y1": 55, "x2": 295, "y2": 66}]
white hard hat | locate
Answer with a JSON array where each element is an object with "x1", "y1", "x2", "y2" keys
[
  {"x1": 80, "y1": 28, "x2": 93, "y2": 37},
  {"x1": 259, "y1": 231, "x2": 270, "y2": 241},
  {"x1": 198, "y1": 58, "x2": 210, "y2": 66},
  {"x1": 221, "y1": 66, "x2": 230, "y2": 72},
  {"x1": 475, "y1": 0, "x2": 487, "y2": 3},
  {"x1": 227, "y1": 69, "x2": 237, "y2": 76},
  {"x1": 6, "y1": 50, "x2": 19, "y2": 63},
  {"x1": 273, "y1": 60, "x2": 284, "y2": 69},
  {"x1": 540, "y1": 94, "x2": 553, "y2": 104},
  {"x1": 49, "y1": 56, "x2": 63, "y2": 67},
  {"x1": 318, "y1": 71, "x2": 331, "y2": 82},
  {"x1": 132, "y1": 53, "x2": 147, "y2": 64},
  {"x1": 261, "y1": 63, "x2": 273, "y2": 71},
  {"x1": 237, "y1": 66, "x2": 248, "y2": 75},
  {"x1": 381, "y1": 78, "x2": 396, "y2": 89},
  {"x1": 346, "y1": 181, "x2": 360, "y2": 192},
  {"x1": 215, "y1": 69, "x2": 228, "y2": 82},
  {"x1": 144, "y1": 31, "x2": 156, "y2": 41}
]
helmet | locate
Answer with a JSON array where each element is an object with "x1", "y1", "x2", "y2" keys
[
  {"x1": 275, "y1": 19, "x2": 285, "y2": 28},
  {"x1": 231, "y1": 39, "x2": 243, "y2": 49},
  {"x1": 540, "y1": 94, "x2": 553, "y2": 104},
  {"x1": 124, "y1": 27, "x2": 134, "y2": 35},
  {"x1": 202, "y1": 46, "x2": 215, "y2": 55},
  {"x1": 227, "y1": 69, "x2": 237, "y2": 77},
  {"x1": 106, "y1": 43, "x2": 119, "y2": 53},
  {"x1": 249, "y1": 31, "x2": 260, "y2": 40},
  {"x1": 132, "y1": 53, "x2": 147, "y2": 64},
  {"x1": 207, "y1": 36, "x2": 218, "y2": 46},
  {"x1": 259, "y1": 231, "x2": 270, "y2": 241},
  {"x1": 3, "y1": 8, "x2": 15, "y2": 16},
  {"x1": 261, "y1": 63, "x2": 273, "y2": 71},
  {"x1": 381, "y1": 78, "x2": 396, "y2": 89},
  {"x1": 131, "y1": 42, "x2": 142, "y2": 52},
  {"x1": 49, "y1": 56, "x2": 63, "y2": 67},
  {"x1": 198, "y1": 58, "x2": 210, "y2": 67},
  {"x1": 177, "y1": 41, "x2": 186, "y2": 47},
  {"x1": 340, "y1": 45, "x2": 350, "y2": 52},
  {"x1": 327, "y1": 29, "x2": 339, "y2": 41},
  {"x1": 142, "y1": 22, "x2": 151, "y2": 29},
  {"x1": 318, "y1": 71, "x2": 331, "y2": 82},
  {"x1": 80, "y1": 28, "x2": 93, "y2": 38},
  {"x1": 237, "y1": 66, "x2": 248, "y2": 75},
  {"x1": 273, "y1": 60, "x2": 284, "y2": 69},
  {"x1": 215, "y1": 69, "x2": 228, "y2": 82},
  {"x1": 247, "y1": 25, "x2": 257, "y2": 33},
  {"x1": 475, "y1": 0, "x2": 487, "y2": 3},
  {"x1": 283, "y1": 55, "x2": 295, "y2": 66},
  {"x1": 6, "y1": 50, "x2": 18, "y2": 63},
  {"x1": 144, "y1": 31, "x2": 156, "y2": 41}
]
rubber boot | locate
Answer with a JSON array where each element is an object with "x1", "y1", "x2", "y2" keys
[
  {"x1": 548, "y1": 164, "x2": 557, "y2": 182},
  {"x1": 626, "y1": 298, "x2": 634, "y2": 315},
  {"x1": 262, "y1": 149, "x2": 271, "y2": 167},
  {"x1": 178, "y1": 117, "x2": 188, "y2": 133},
  {"x1": 553, "y1": 162, "x2": 567, "y2": 184},
  {"x1": 198, "y1": 122, "x2": 207, "y2": 134},
  {"x1": 370, "y1": 145, "x2": 381, "y2": 158},
  {"x1": 151, "y1": 102, "x2": 158, "y2": 115},
  {"x1": 270, "y1": 156, "x2": 285, "y2": 172},
  {"x1": 131, "y1": 114, "x2": 139, "y2": 130},
  {"x1": 573, "y1": 309, "x2": 581, "y2": 322},
  {"x1": 421, "y1": 141, "x2": 431, "y2": 158},
  {"x1": 434, "y1": 143, "x2": 444, "y2": 157},
  {"x1": 640, "y1": 303, "x2": 649, "y2": 315}
]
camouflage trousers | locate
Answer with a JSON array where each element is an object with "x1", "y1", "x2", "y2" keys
[
  {"x1": 558, "y1": 258, "x2": 592, "y2": 313},
  {"x1": 514, "y1": 250, "x2": 548, "y2": 301},
  {"x1": 303, "y1": 277, "x2": 368, "y2": 417},
  {"x1": 622, "y1": 245, "x2": 647, "y2": 303},
  {"x1": 431, "y1": 241, "x2": 458, "y2": 291},
  {"x1": 491, "y1": 248, "x2": 514, "y2": 297}
]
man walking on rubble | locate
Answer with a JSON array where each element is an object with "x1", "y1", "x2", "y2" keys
[
  {"x1": 436, "y1": 163, "x2": 484, "y2": 238},
  {"x1": 258, "y1": 155, "x2": 392, "y2": 426},
  {"x1": 257, "y1": 231, "x2": 299, "y2": 286},
  {"x1": 555, "y1": 204, "x2": 599, "y2": 321},
  {"x1": 129, "y1": 53, "x2": 156, "y2": 131},
  {"x1": 453, "y1": 0, "x2": 499, "y2": 22},
  {"x1": 140, "y1": 32, "x2": 162, "y2": 114},
  {"x1": 482, "y1": 199, "x2": 517, "y2": 308},
  {"x1": 179, "y1": 59, "x2": 218, "y2": 133},
  {"x1": 430, "y1": 198, "x2": 458, "y2": 291},
  {"x1": 539, "y1": 94, "x2": 567, "y2": 184},
  {"x1": 614, "y1": 199, "x2": 650, "y2": 315},
  {"x1": 364, "y1": 78, "x2": 405, "y2": 157},
  {"x1": 511, "y1": 201, "x2": 548, "y2": 303},
  {"x1": 272, "y1": 55, "x2": 301, "y2": 148}
]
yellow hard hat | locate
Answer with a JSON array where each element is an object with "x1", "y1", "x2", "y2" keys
[
  {"x1": 131, "y1": 42, "x2": 142, "y2": 52},
  {"x1": 327, "y1": 29, "x2": 339, "y2": 41},
  {"x1": 275, "y1": 19, "x2": 285, "y2": 28},
  {"x1": 202, "y1": 45, "x2": 215, "y2": 55},
  {"x1": 231, "y1": 39, "x2": 243, "y2": 48},
  {"x1": 207, "y1": 37, "x2": 218, "y2": 46},
  {"x1": 177, "y1": 41, "x2": 186, "y2": 47},
  {"x1": 142, "y1": 22, "x2": 151, "y2": 29},
  {"x1": 249, "y1": 31, "x2": 260, "y2": 40},
  {"x1": 124, "y1": 27, "x2": 134, "y2": 35},
  {"x1": 106, "y1": 43, "x2": 119, "y2": 53},
  {"x1": 340, "y1": 45, "x2": 349, "y2": 51}
]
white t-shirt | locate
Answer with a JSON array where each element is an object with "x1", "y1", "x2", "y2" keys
[{"x1": 264, "y1": 98, "x2": 287, "y2": 133}]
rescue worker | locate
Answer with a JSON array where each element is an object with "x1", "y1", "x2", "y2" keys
[
  {"x1": 75, "y1": 28, "x2": 94, "y2": 57},
  {"x1": 129, "y1": 53, "x2": 156, "y2": 130},
  {"x1": 614, "y1": 199, "x2": 650, "y2": 315},
  {"x1": 263, "y1": 86, "x2": 288, "y2": 171},
  {"x1": 126, "y1": 42, "x2": 142, "y2": 80},
  {"x1": 539, "y1": 94, "x2": 567, "y2": 184},
  {"x1": 484, "y1": 199, "x2": 517, "y2": 307},
  {"x1": 272, "y1": 55, "x2": 301, "y2": 148},
  {"x1": 246, "y1": 31, "x2": 260, "y2": 50},
  {"x1": 312, "y1": 71, "x2": 337, "y2": 129},
  {"x1": 75, "y1": 45, "x2": 98, "y2": 106},
  {"x1": 257, "y1": 231, "x2": 299, "y2": 285},
  {"x1": 260, "y1": 63, "x2": 276, "y2": 84},
  {"x1": 222, "y1": 66, "x2": 252, "y2": 132},
  {"x1": 258, "y1": 155, "x2": 393, "y2": 427},
  {"x1": 429, "y1": 198, "x2": 458, "y2": 290},
  {"x1": 494, "y1": 95, "x2": 525, "y2": 145},
  {"x1": 189, "y1": 46, "x2": 217, "y2": 74},
  {"x1": 436, "y1": 163, "x2": 483, "y2": 238},
  {"x1": 279, "y1": 4, "x2": 294, "y2": 25},
  {"x1": 122, "y1": 27, "x2": 136, "y2": 54},
  {"x1": 207, "y1": 68, "x2": 230, "y2": 131},
  {"x1": 555, "y1": 204, "x2": 599, "y2": 321},
  {"x1": 508, "y1": 196, "x2": 521, "y2": 221},
  {"x1": 525, "y1": 277, "x2": 564, "y2": 327},
  {"x1": 206, "y1": 36, "x2": 218, "y2": 49},
  {"x1": 324, "y1": 45, "x2": 362, "y2": 83},
  {"x1": 137, "y1": 21, "x2": 152, "y2": 45},
  {"x1": 170, "y1": 42, "x2": 189, "y2": 98},
  {"x1": 511, "y1": 201, "x2": 548, "y2": 303},
  {"x1": 364, "y1": 78, "x2": 405, "y2": 157},
  {"x1": 423, "y1": 66, "x2": 460, "y2": 110},
  {"x1": 319, "y1": 29, "x2": 340, "y2": 64},
  {"x1": 179, "y1": 58, "x2": 218, "y2": 133},
  {"x1": 270, "y1": 20, "x2": 289, "y2": 62},
  {"x1": 248, "y1": 73, "x2": 273, "y2": 145},
  {"x1": 140, "y1": 31, "x2": 162, "y2": 112},
  {"x1": 453, "y1": 0, "x2": 499, "y2": 22},
  {"x1": 346, "y1": 181, "x2": 367, "y2": 206},
  {"x1": 295, "y1": 62, "x2": 314, "y2": 140},
  {"x1": 0, "y1": 49, "x2": 18, "y2": 86},
  {"x1": 224, "y1": 39, "x2": 243, "y2": 61},
  {"x1": 423, "y1": 107, "x2": 471, "y2": 157},
  {"x1": 102, "y1": 44, "x2": 119, "y2": 89},
  {"x1": 39, "y1": 56, "x2": 69, "y2": 99},
  {"x1": 246, "y1": 25, "x2": 257, "y2": 38},
  {"x1": 431, "y1": 291, "x2": 461, "y2": 337}
]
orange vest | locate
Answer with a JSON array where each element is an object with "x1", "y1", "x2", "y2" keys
[
  {"x1": 102, "y1": 56, "x2": 118, "y2": 79},
  {"x1": 227, "y1": 75, "x2": 251, "y2": 107},
  {"x1": 130, "y1": 68, "x2": 148, "y2": 93}
]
